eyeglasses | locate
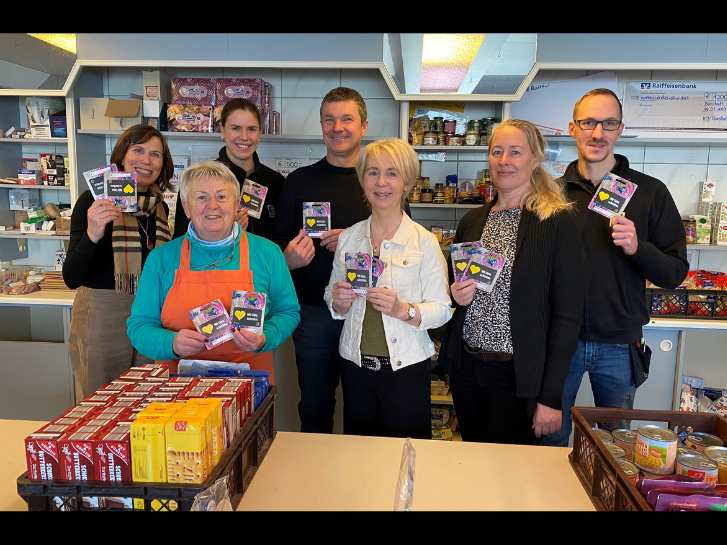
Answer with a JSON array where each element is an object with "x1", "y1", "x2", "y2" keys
[{"x1": 574, "y1": 118, "x2": 622, "y2": 131}]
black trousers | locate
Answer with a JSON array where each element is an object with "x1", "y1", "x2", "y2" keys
[
  {"x1": 449, "y1": 349, "x2": 538, "y2": 445},
  {"x1": 341, "y1": 358, "x2": 431, "y2": 439},
  {"x1": 293, "y1": 304, "x2": 346, "y2": 433}
]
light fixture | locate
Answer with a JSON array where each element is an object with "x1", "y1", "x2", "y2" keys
[
  {"x1": 27, "y1": 34, "x2": 77, "y2": 55},
  {"x1": 420, "y1": 34, "x2": 484, "y2": 93}
]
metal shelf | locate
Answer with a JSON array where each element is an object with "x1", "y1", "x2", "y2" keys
[
  {"x1": 0, "y1": 183, "x2": 70, "y2": 191},
  {"x1": 413, "y1": 145, "x2": 488, "y2": 152},
  {"x1": 0, "y1": 138, "x2": 68, "y2": 144},
  {"x1": 410, "y1": 203, "x2": 481, "y2": 209},
  {"x1": 0, "y1": 230, "x2": 69, "y2": 240},
  {"x1": 545, "y1": 133, "x2": 727, "y2": 146},
  {"x1": 687, "y1": 244, "x2": 727, "y2": 251},
  {"x1": 77, "y1": 129, "x2": 386, "y2": 143}
]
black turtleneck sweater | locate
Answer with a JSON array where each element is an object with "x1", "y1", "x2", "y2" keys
[
  {"x1": 274, "y1": 157, "x2": 371, "y2": 307},
  {"x1": 173, "y1": 149, "x2": 285, "y2": 241}
]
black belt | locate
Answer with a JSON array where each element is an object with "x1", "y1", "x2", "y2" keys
[
  {"x1": 462, "y1": 342, "x2": 513, "y2": 362},
  {"x1": 361, "y1": 355, "x2": 391, "y2": 371}
]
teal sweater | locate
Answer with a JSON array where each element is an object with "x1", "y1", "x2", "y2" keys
[{"x1": 127, "y1": 230, "x2": 300, "y2": 360}]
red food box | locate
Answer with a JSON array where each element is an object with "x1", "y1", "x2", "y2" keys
[
  {"x1": 51, "y1": 416, "x2": 87, "y2": 428},
  {"x1": 110, "y1": 399, "x2": 141, "y2": 409},
  {"x1": 95, "y1": 422, "x2": 132, "y2": 482},
  {"x1": 169, "y1": 377, "x2": 198, "y2": 385},
  {"x1": 217, "y1": 379, "x2": 251, "y2": 425},
  {"x1": 83, "y1": 393, "x2": 118, "y2": 404},
  {"x1": 171, "y1": 78, "x2": 215, "y2": 106},
  {"x1": 130, "y1": 382, "x2": 160, "y2": 394},
  {"x1": 97, "y1": 381, "x2": 135, "y2": 394},
  {"x1": 118, "y1": 370, "x2": 149, "y2": 382},
  {"x1": 59, "y1": 424, "x2": 113, "y2": 481},
  {"x1": 208, "y1": 393, "x2": 238, "y2": 447},
  {"x1": 25, "y1": 432, "x2": 65, "y2": 481}
]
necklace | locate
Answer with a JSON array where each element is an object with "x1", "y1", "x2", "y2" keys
[
  {"x1": 370, "y1": 219, "x2": 401, "y2": 253},
  {"x1": 192, "y1": 244, "x2": 237, "y2": 271},
  {"x1": 138, "y1": 215, "x2": 154, "y2": 250}
]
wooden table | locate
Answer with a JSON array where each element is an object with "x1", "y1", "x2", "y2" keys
[
  {"x1": 237, "y1": 431, "x2": 594, "y2": 511},
  {"x1": 0, "y1": 419, "x2": 43, "y2": 511}
]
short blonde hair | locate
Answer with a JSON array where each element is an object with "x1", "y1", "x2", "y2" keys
[
  {"x1": 356, "y1": 139, "x2": 419, "y2": 208},
  {"x1": 488, "y1": 119, "x2": 571, "y2": 221},
  {"x1": 179, "y1": 160, "x2": 240, "y2": 203}
]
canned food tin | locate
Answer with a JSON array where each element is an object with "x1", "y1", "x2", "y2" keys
[
  {"x1": 606, "y1": 442, "x2": 626, "y2": 460},
  {"x1": 634, "y1": 426, "x2": 678, "y2": 475},
  {"x1": 591, "y1": 428, "x2": 613, "y2": 443},
  {"x1": 617, "y1": 459, "x2": 640, "y2": 486},
  {"x1": 685, "y1": 432, "x2": 724, "y2": 453},
  {"x1": 423, "y1": 131, "x2": 438, "y2": 146},
  {"x1": 437, "y1": 132, "x2": 447, "y2": 146},
  {"x1": 676, "y1": 453, "x2": 719, "y2": 485},
  {"x1": 443, "y1": 119, "x2": 457, "y2": 135},
  {"x1": 445, "y1": 134, "x2": 463, "y2": 146},
  {"x1": 678, "y1": 445, "x2": 701, "y2": 457},
  {"x1": 612, "y1": 429, "x2": 637, "y2": 461},
  {"x1": 703, "y1": 446, "x2": 727, "y2": 484}
]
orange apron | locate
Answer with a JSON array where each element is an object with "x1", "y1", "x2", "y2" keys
[{"x1": 157, "y1": 233, "x2": 274, "y2": 383}]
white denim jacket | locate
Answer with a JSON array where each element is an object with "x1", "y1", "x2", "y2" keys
[{"x1": 324, "y1": 212, "x2": 453, "y2": 371}]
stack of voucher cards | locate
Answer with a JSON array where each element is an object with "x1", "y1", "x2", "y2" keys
[
  {"x1": 189, "y1": 299, "x2": 234, "y2": 350},
  {"x1": 82, "y1": 165, "x2": 137, "y2": 213},
  {"x1": 450, "y1": 241, "x2": 505, "y2": 292},
  {"x1": 371, "y1": 255, "x2": 385, "y2": 288},
  {"x1": 302, "y1": 202, "x2": 330, "y2": 238},
  {"x1": 230, "y1": 290, "x2": 266, "y2": 334},
  {"x1": 345, "y1": 252, "x2": 372, "y2": 295},
  {"x1": 240, "y1": 179, "x2": 268, "y2": 219},
  {"x1": 587, "y1": 173, "x2": 638, "y2": 219}
]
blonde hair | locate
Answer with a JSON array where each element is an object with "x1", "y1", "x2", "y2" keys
[
  {"x1": 179, "y1": 160, "x2": 240, "y2": 203},
  {"x1": 356, "y1": 138, "x2": 419, "y2": 208},
  {"x1": 488, "y1": 119, "x2": 571, "y2": 220}
]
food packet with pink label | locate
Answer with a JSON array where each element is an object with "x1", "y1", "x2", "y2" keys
[
  {"x1": 189, "y1": 299, "x2": 234, "y2": 350},
  {"x1": 646, "y1": 485, "x2": 723, "y2": 508},
  {"x1": 637, "y1": 475, "x2": 701, "y2": 491},
  {"x1": 171, "y1": 78, "x2": 215, "y2": 106}
]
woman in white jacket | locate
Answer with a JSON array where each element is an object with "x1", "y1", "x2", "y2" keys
[{"x1": 324, "y1": 138, "x2": 452, "y2": 438}]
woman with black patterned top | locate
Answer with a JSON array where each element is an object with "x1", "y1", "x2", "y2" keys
[{"x1": 440, "y1": 119, "x2": 585, "y2": 445}]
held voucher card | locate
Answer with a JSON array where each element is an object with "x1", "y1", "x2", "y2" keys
[
  {"x1": 82, "y1": 166, "x2": 113, "y2": 200},
  {"x1": 240, "y1": 179, "x2": 268, "y2": 219},
  {"x1": 344, "y1": 252, "x2": 371, "y2": 295},
  {"x1": 105, "y1": 172, "x2": 138, "y2": 213},
  {"x1": 371, "y1": 255, "x2": 385, "y2": 288},
  {"x1": 302, "y1": 202, "x2": 331, "y2": 238},
  {"x1": 587, "y1": 173, "x2": 638, "y2": 219},
  {"x1": 450, "y1": 242, "x2": 484, "y2": 283},
  {"x1": 466, "y1": 249, "x2": 506, "y2": 293},
  {"x1": 189, "y1": 299, "x2": 234, "y2": 350},
  {"x1": 230, "y1": 291, "x2": 266, "y2": 334}
]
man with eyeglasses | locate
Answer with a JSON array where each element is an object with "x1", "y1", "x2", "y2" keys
[{"x1": 542, "y1": 88, "x2": 688, "y2": 447}]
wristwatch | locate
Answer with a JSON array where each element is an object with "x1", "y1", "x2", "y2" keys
[{"x1": 405, "y1": 303, "x2": 416, "y2": 321}]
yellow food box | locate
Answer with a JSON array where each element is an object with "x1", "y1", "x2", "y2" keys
[
  {"x1": 131, "y1": 414, "x2": 171, "y2": 483},
  {"x1": 140, "y1": 402, "x2": 181, "y2": 417},
  {"x1": 164, "y1": 409, "x2": 210, "y2": 484},
  {"x1": 185, "y1": 398, "x2": 224, "y2": 465}
]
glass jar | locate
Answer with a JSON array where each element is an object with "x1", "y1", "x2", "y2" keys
[
  {"x1": 437, "y1": 132, "x2": 447, "y2": 146},
  {"x1": 423, "y1": 131, "x2": 438, "y2": 145},
  {"x1": 432, "y1": 117, "x2": 444, "y2": 133},
  {"x1": 420, "y1": 187, "x2": 433, "y2": 203},
  {"x1": 409, "y1": 185, "x2": 421, "y2": 203},
  {"x1": 443, "y1": 119, "x2": 457, "y2": 135},
  {"x1": 433, "y1": 183, "x2": 445, "y2": 204},
  {"x1": 446, "y1": 134, "x2": 463, "y2": 146},
  {"x1": 465, "y1": 130, "x2": 479, "y2": 146}
]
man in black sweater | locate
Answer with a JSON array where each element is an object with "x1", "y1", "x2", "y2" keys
[
  {"x1": 275, "y1": 87, "x2": 372, "y2": 433},
  {"x1": 543, "y1": 88, "x2": 689, "y2": 446}
]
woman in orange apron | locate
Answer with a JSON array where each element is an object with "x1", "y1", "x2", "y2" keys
[{"x1": 126, "y1": 161, "x2": 300, "y2": 383}]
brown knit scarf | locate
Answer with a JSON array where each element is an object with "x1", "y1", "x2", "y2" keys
[{"x1": 111, "y1": 183, "x2": 171, "y2": 294}]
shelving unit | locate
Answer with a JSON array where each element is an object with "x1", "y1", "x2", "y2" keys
[
  {"x1": 686, "y1": 244, "x2": 727, "y2": 251},
  {"x1": 78, "y1": 129, "x2": 387, "y2": 144},
  {"x1": 413, "y1": 145, "x2": 488, "y2": 152},
  {"x1": 0, "y1": 231, "x2": 70, "y2": 241},
  {"x1": 0, "y1": 138, "x2": 68, "y2": 144},
  {"x1": 0, "y1": 183, "x2": 70, "y2": 191}
]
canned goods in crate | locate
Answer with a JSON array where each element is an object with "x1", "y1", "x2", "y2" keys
[
  {"x1": 634, "y1": 426, "x2": 678, "y2": 475},
  {"x1": 605, "y1": 442, "x2": 626, "y2": 460},
  {"x1": 617, "y1": 459, "x2": 640, "y2": 486},
  {"x1": 591, "y1": 428, "x2": 613, "y2": 443},
  {"x1": 685, "y1": 432, "x2": 724, "y2": 453},
  {"x1": 703, "y1": 446, "x2": 727, "y2": 484},
  {"x1": 612, "y1": 429, "x2": 637, "y2": 461},
  {"x1": 676, "y1": 453, "x2": 719, "y2": 485}
]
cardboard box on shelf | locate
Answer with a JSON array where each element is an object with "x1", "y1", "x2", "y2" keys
[
  {"x1": 105, "y1": 99, "x2": 142, "y2": 131},
  {"x1": 79, "y1": 98, "x2": 111, "y2": 130}
]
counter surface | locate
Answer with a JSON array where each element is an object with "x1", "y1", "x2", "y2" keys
[
  {"x1": 237, "y1": 431, "x2": 594, "y2": 511},
  {"x1": 1, "y1": 420, "x2": 43, "y2": 511},
  {"x1": 0, "y1": 290, "x2": 75, "y2": 307}
]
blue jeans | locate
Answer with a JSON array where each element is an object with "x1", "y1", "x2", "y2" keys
[
  {"x1": 541, "y1": 339, "x2": 635, "y2": 447},
  {"x1": 293, "y1": 304, "x2": 346, "y2": 433}
]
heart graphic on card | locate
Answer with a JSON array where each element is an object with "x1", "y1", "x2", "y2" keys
[
  {"x1": 456, "y1": 262, "x2": 467, "y2": 272},
  {"x1": 234, "y1": 310, "x2": 246, "y2": 320},
  {"x1": 347, "y1": 272, "x2": 357, "y2": 282},
  {"x1": 201, "y1": 324, "x2": 214, "y2": 335},
  {"x1": 306, "y1": 218, "x2": 316, "y2": 227},
  {"x1": 469, "y1": 264, "x2": 481, "y2": 275},
  {"x1": 598, "y1": 191, "x2": 609, "y2": 201},
  {"x1": 123, "y1": 184, "x2": 134, "y2": 194},
  {"x1": 242, "y1": 195, "x2": 251, "y2": 204}
]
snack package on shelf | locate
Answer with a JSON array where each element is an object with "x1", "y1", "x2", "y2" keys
[
  {"x1": 170, "y1": 78, "x2": 215, "y2": 106},
  {"x1": 167, "y1": 104, "x2": 213, "y2": 133}
]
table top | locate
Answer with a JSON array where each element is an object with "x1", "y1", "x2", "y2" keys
[
  {"x1": 1, "y1": 420, "x2": 43, "y2": 511},
  {"x1": 237, "y1": 431, "x2": 594, "y2": 511},
  {"x1": 0, "y1": 290, "x2": 75, "y2": 307}
]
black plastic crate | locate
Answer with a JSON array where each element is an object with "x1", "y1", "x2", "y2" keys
[
  {"x1": 646, "y1": 288, "x2": 727, "y2": 320},
  {"x1": 16, "y1": 387, "x2": 276, "y2": 511}
]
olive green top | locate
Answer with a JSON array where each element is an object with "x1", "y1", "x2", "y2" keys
[{"x1": 359, "y1": 300, "x2": 390, "y2": 357}]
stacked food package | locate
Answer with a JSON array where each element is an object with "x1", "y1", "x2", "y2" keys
[
  {"x1": 168, "y1": 77, "x2": 278, "y2": 134},
  {"x1": 431, "y1": 378, "x2": 458, "y2": 440},
  {"x1": 23, "y1": 363, "x2": 259, "y2": 487}
]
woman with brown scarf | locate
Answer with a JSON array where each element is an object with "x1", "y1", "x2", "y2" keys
[{"x1": 63, "y1": 124, "x2": 174, "y2": 398}]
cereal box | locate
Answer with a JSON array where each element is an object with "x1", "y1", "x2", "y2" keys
[
  {"x1": 165, "y1": 409, "x2": 210, "y2": 484},
  {"x1": 25, "y1": 432, "x2": 64, "y2": 481},
  {"x1": 59, "y1": 424, "x2": 111, "y2": 481},
  {"x1": 131, "y1": 414, "x2": 171, "y2": 483},
  {"x1": 95, "y1": 422, "x2": 132, "y2": 483},
  {"x1": 185, "y1": 398, "x2": 224, "y2": 465}
]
